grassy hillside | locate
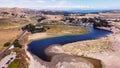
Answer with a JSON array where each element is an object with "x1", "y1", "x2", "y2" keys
[
  {"x1": 0, "y1": 18, "x2": 29, "y2": 29},
  {"x1": 0, "y1": 29, "x2": 22, "y2": 52}
]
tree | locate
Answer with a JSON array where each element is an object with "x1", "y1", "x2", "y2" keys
[
  {"x1": 37, "y1": 17, "x2": 46, "y2": 22},
  {"x1": 88, "y1": 18, "x2": 95, "y2": 23},
  {"x1": 100, "y1": 20, "x2": 108, "y2": 27},
  {"x1": 13, "y1": 40, "x2": 22, "y2": 48},
  {"x1": 81, "y1": 18, "x2": 88, "y2": 23}
]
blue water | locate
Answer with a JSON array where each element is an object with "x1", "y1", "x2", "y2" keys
[
  {"x1": 67, "y1": 9, "x2": 109, "y2": 13},
  {"x1": 28, "y1": 26, "x2": 112, "y2": 61}
]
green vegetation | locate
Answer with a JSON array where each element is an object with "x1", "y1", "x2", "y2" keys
[
  {"x1": 6, "y1": 48, "x2": 29, "y2": 68},
  {"x1": 13, "y1": 40, "x2": 22, "y2": 48},
  {"x1": 4, "y1": 42, "x2": 11, "y2": 47},
  {"x1": 1, "y1": 31, "x2": 29, "y2": 67},
  {"x1": 22, "y1": 24, "x2": 48, "y2": 33},
  {"x1": 8, "y1": 61, "x2": 18, "y2": 68},
  {"x1": 61, "y1": 17, "x2": 110, "y2": 28},
  {"x1": 4, "y1": 40, "x2": 23, "y2": 48}
]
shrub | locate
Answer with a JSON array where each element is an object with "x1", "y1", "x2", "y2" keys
[
  {"x1": 4, "y1": 42, "x2": 11, "y2": 47},
  {"x1": 8, "y1": 61, "x2": 18, "y2": 68}
]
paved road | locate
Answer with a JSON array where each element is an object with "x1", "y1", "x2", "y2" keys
[
  {"x1": 0, "y1": 30, "x2": 27, "y2": 68},
  {"x1": 0, "y1": 52, "x2": 16, "y2": 68},
  {"x1": 0, "y1": 30, "x2": 27, "y2": 58},
  {"x1": 16, "y1": 30, "x2": 27, "y2": 40}
]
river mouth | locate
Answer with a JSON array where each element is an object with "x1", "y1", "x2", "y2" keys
[{"x1": 28, "y1": 26, "x2": 112, "y2": 61}]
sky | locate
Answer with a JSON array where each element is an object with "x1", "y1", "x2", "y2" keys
[{"x1": 0, "y1": 0, "x2": 120, "y2": 10}]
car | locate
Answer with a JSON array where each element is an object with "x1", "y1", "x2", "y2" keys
[
  {"x1": 6, "y1": 60, "x2": 11, "y2": 64},
  {"x1": 10, "y1": 57, "x2": 13, "y2": 60}
]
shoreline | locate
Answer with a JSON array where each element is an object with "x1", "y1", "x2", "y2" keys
[
  {"x1": 25, "y1": 44, "x2": 101, "y2": 68},
  {"x1": 25, "y1": 25, "x2": 120, "y2": 68},
  {"x1": 61, "y1": 27, "x2": 120, "y2": 68},
  {"x1": 28, "y1": 25, "x2": 89, "y2": 41},
  {"x1": 25, "y1": 44, "x2": 50, "y2": 68},
  {"x1": 95, "y1": 26, "x2": 119, "y2": 33},
  {"x1": 25, "y1": 25, "x2": 91, "y2": 68}
]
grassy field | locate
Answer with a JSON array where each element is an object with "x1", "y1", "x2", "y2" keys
[
  {"x1": 0, "y1": 18, "x2": 29, "y2": 29},
  {"x1": 0, "y1": 17, "x2": 29, "y2": 51},
  {"x1": 8, "y1": 61, "x2": 18, "y2": 68},
  {"x1": 46, "y1": 25, "x2": 89, "y2": 36},
  {"x1": 0, "y1": 22, "x2": 26, "y2": 30},
  {"x1": 0, "y1": 29, "x2": 22, "y2": 52},
  {"x1": 28, "y1": 25, "x2": 89, "y2": 41}
]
